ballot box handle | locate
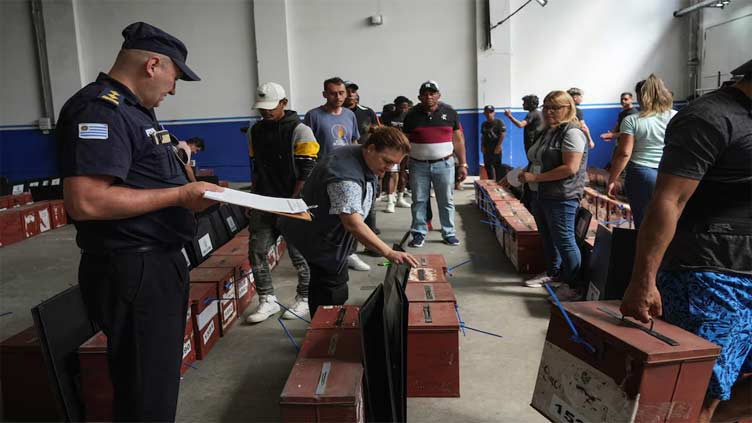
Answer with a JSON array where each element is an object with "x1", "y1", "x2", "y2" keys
[
  {"x1": 423, "y1": 284, "x2": 434, "y2": 301},
  {"x1": 597, "y1": 307, "x2": 680, "y2": 346},
  {"x1": 423, "y1": 304, "x2": 433, "y2": 323},
  {"x1": 335, "y1": 308, "x2": 346, "y2": 327},
  {"x1": 315, "y1": 362, "x2": 332, "y2": 395}
]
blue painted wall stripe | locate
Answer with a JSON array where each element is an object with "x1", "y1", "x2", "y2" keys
[{"x1": 4, "y1": 104, "x2": 679, "y2": 182}]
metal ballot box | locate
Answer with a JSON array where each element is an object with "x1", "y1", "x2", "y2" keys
[
  {"x1": 300, "y1": 305, "x2": 362, "y2": 362},
  {"x1": 280, "y1": 359, "x2": 365, "y2": 423},
  {"x1": 532, "y1": 301, "x2": 720, "y2": 423},
  {"x1": 407, "y1": 301, "x2": 460, "y2": 397}
]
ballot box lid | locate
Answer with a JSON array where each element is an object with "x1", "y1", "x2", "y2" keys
[
  {"x1": 406, "y1": 267, "x2": 448, "y2": 283},
  {"x1": 405, "y1": 283, "x2": 456, "y2": 303},
  {"x1": 558, "y1": 301, "x2": 721, "y2": 364},
  {"x1": 408, "y1": 302, "x2": 459, "y2": 331},
  {"x1": 280, "y1": 359, "x2": 363, "y2": 404},
  {"x1": 310, "y1": 305, "x2": 360, "y2": 330}
]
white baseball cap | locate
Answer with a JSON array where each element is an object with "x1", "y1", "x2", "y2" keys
[{"x1": 254, "y1": 82, "x2": 286, "y2": 110}]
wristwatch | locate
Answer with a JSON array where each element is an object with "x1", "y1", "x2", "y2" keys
[{"x1": 459, "y1": 163, "x2": 468, "y2": 168}]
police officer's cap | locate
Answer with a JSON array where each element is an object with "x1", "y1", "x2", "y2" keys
[
  {"x1": 121, "y1": 22, "x2": 200, "y2": 82},
  {"x1": 731, "y1": 58, "x2": 752, "y2": 77}
]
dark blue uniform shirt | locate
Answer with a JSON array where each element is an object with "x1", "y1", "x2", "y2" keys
[{"x1": 58, "y1": 73, "x2": 195, "y2": 250}]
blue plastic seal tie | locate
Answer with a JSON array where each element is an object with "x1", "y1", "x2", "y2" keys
[
  {"x1": 463, "y1": 325, "x2": 503, "y2": 338},
  {"x1": 598, "y1": 218, "x2": 628, "y2": 227},
  {"x1": 274, "y1": 300, "x2": 311, "y2": 324},
  {"x1": 277, "y1": 317, "x2": 299, "y2": 352},
  {"x1": 182, "y1": 361, "x2": 199, "y2": 370},
  {"x1": 448, "y1": 257, "x2": 473, "y2": 273},
  {"x1": 543, "y1": 283, "x2": 596, "y2": 353},
  {"x1": 0, "y1": 311, "x2": 13, "y2": 318},
  {"x1": 454, "y1": 304, "x2": 467, "y2": 336}
]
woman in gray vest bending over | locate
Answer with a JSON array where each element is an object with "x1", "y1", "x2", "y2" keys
[
  {"x1": 516, "y1": 90, "x2": 589, "y2": 301},
  {"x1": 280, "y1": 127, "x2": 419, "y2": 317}
]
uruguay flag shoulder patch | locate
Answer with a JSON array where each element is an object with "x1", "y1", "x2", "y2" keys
[{"x1": 78, "y1": 123, "x2": 108, "y2": 140}]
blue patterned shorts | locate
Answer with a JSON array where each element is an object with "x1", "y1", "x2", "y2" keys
[{"x1": 658, "y1": 271, "x2": 752, "y2": 400}]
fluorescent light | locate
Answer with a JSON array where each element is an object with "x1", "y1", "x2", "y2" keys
[{"x1": 535, "y1": 0, "x2": 548, "y2": 6}]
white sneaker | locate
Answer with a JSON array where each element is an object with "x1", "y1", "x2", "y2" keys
[
  {"x1": 524, "y1": 272, "x2": 561, "y2": 288},
  {"x1": 396, "y1": 192, "x2": 411, "y2": 208},
  {"x1": 246, "y1": 295, "x2": 281, "y2": 323},
  {"x1": 385, "y1": 195, "x2": 396, "y2": 213},
  {"x1": 380, "y1": 192, "x2": 389, "y2": 202},
  {"x1": 347, "y1": 254, "x2": 371, "y2": 271},
  {"x1": 282, "y1": 296, "x2": 310, "y2": 320}
]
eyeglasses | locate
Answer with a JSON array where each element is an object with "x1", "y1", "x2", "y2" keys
[{"x1": 542, "y1": 104, "x2": 569, "y2": 111}]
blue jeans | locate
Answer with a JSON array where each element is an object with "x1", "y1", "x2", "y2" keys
[
  {"x1": 624, "y1": 162, "x2": 657, "y2": 229},
  {"x1": 409, "y1": 157, "x2": 455, "y2": 238},
  {"x1": 531, "y1": 196, "x2": 581, "y2": 286}
]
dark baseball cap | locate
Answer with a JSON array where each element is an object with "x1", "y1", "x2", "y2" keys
[
  {"x1": 419, "y1": 80, "x2": 440, "y2": 94},
  {"x1": 731, "y1": 58, "x2": 752, "y2": 77},
  {"x1": 483, "y1": 105, "x2": 495, "y2": 113},
  {"x1": 393, "y1": 95, "x2": 410, "y2": 105},
  {"x1": 121, "y1": 22, "x2": 200, "y2": 82},
  {"x1": 345, "y1": 81, "x2": 359, "y2": 90}
]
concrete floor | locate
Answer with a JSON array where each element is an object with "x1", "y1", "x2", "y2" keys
[{"x1": 0, "y1": 179, "x2": 551, "y2": 422}]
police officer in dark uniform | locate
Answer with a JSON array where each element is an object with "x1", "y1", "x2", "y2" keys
[{"x1": 57, "y1": 22, "x2": 222, "y2": 421}]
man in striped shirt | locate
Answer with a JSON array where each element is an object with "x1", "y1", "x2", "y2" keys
[{"x1": 403, "y1": 81, "x2": 467, "y2": 247}]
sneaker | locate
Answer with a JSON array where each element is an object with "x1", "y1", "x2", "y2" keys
[
  {"x1": 380, "y1": 193, "x2": 389, "y2": 202},
  {"x1": 548, "y1": 284, "x2": 582, "y2": 302},
  {"x1": 282, "y1": 296, "x2": 310, "y2": 320},
  {"x1": 427, "y1": 221, "x2": 434, "y2": 231},
  {"x1": 385, "y1": 195, "x2": 396, "y2": 213},
  {"x1": 408, "y1": 233, "x2": 425, "y2": 248},
  {"x1": 443, "y1": 236, "x2": 461, "y2": 246},
  {"x1": 246, "y1": 295, "x2": 281, "y2": 323},
  {"x1": 396, "y1": 193, "x2": 411, "y2": 208},
  {"x1": 524, "y1": 272, "x2": 561, "y2": 288},
  {"x1": 347, "y1": 254, "x2": 371, "y2": 271}
]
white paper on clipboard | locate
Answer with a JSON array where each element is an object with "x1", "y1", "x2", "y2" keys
[{"x1": 203, "y1": 188, "x2": 310, "y2": 214}]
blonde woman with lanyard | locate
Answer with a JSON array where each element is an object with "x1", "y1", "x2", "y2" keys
[
  {"x1": 607, "y1": 74, "x2": 676, "y2": 229},
  {"x1": 508, "y1": 91, "x2": 589, "y2": 301}
]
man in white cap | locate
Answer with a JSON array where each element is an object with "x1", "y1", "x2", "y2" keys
[{"x1": 246, "y1": 82, "x2": 320, "y2": 323}]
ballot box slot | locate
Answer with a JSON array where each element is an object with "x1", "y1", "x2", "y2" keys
[{"x1": 335, "y1": 308, "x2": 346, "y2": 328}]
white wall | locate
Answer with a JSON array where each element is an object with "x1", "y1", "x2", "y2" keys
[
  {"x1": 286, "y1": 0, "x2": 478, "y2": 113},
  {"x1": 0, "y1": 0, "x2": 44, "y2": 126},
  {"x1": 74, "y1": 0, "x2": 257, "y2": 121},
  {"x1": 699, "y1": 0, "x2": 752, "y2": 91},
  {"x1": 509, "y1": 0, "x2": 689, "y2": 104},
  {"x1": 8, "y1": 0, "x2": 744, "y2": 129}
]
